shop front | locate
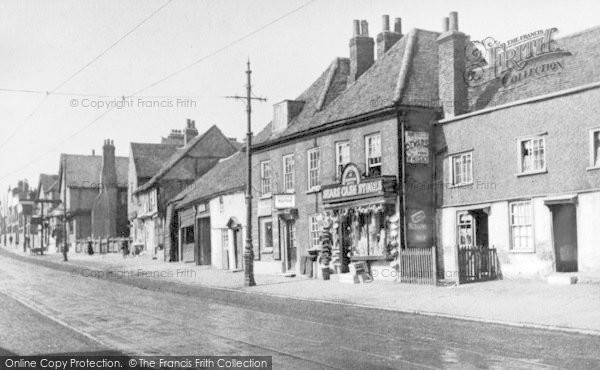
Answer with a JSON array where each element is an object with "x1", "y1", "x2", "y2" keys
[{"x1": 320, "y1": 164, "x2": 398, "y2": 280}]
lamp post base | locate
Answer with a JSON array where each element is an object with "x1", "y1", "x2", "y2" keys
[{"x1": 244, "y1": 250, "x2": 256, "y2": 286}]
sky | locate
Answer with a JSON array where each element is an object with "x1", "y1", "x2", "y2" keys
[{"x1": 0, "y1": 0, "x2": 599, "y2": 195}]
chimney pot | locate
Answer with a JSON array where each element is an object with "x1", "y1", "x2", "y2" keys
[
  {"x1": 360, "y1": 20, "x2": 369, "y2": 36},
  {"x1": 92, "y1": 149, "x2": 95, "y2": 156},
  {"x1": 443, "y1": 17, "x2": 449, "y2": 32},
  {"x1": 352, "y1": 20, "x2": 360, "y2": 36},
  {"x1": 382, "y1": 15, "x2": 390, "y2": 31},
  {"x1": 449, "y1": 12, "x2": 458, "y2": 31},
  {"x1": 394, "y1": 18, "x2": 402, "y2": 34}
]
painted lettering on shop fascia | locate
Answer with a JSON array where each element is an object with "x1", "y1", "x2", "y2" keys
[{"x1": 322, "y1": 180, "x2": 383, "y2": 201}]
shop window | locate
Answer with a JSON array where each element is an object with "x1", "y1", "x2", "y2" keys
[
  {"x1": 519, "y1": 136, "x2": 546, "y2": 174},
  {"x1": 260, "y1": 217, "x2": 273, "y2": 253},
  {"x1": 365, "y1": 134, "x2": 381, "y2": 176},
  {"x1": 335, "y1": 141, "x2": 350, "y2": 180},
  {"x1": 450, "y1": 152, "x2": 473, "y2": 186},
  {"x1": 309, "y1": 215, "x2": 320, "y2": 249},
  {"x1": 590, "y1": 128, "x2": 600, "y2": 168},
  {"x1": 182, "y1": 226, "x2": 194, "y2": 244},
  {"x1": 347, "y1": 208, "x2": 387, "y2": 257},
  {"x1": 282, "y1": 154, "x2": 295, "y2": 192},
  {"x1": 260, "y1": 160, "x2": 271, "y2": 196},
  {"x1": 509, "y1": 201, "x2": 534, "y2": 252},
  {"x1": 307, "y1": 148, "x2": 320, "y2": 190}
]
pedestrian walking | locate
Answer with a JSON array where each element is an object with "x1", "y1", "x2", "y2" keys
[
  {"x1": 9, "y1": 235, "x2": 13, "y2": 246},
  {"x1": 87, "y1": 238, "x2": 94, "y2": 255}
]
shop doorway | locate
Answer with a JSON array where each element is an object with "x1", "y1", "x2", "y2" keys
[
  {"x1": 550, "y1": 204, "x2": 578, "y2": 272},
  {"x1": 284, "y1": 220, "x2": 297, "y2": 271},
  {"x1": 196, "y1": 217, "x2": 211, "y2": 265}
]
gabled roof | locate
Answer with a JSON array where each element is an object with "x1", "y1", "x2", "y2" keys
[
  {"x1": 174, "y1": 150, "x2": 245, "y2": 209},
  {"x1": 130, "y1": 142, "x2": 179, "y2": 180},
  {"x1": 254, "y1": 28, "x2": 441, "y2": 146},
  {"x1": 468, "y1": 26, "x2": 600, "y2": 111},
  {"x1": 134, "y1": 125, "x2": 238, "y2": 194},
  {"x1": 58, "y1": 154, "x2": 128, "y2": 191},
  {"x1": 38, "y1": 174, "x2": 58, "y2": 193}
]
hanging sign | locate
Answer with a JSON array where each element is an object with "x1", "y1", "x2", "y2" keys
[{"x1": 405, "y1": 131, "x2": 429, "y2": 164}]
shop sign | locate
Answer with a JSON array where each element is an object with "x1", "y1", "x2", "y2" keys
[
  {"x1": 257, "y1": 198, "x2": 272, "y2": 217},
  {"x1": 322, "y1": 179, "x2": 383, "y2": 202},
  {"x1": 408, "y1": 210, "x2": 427, "y2": 231},
  {"x1": 274, "y1": 194, "x2": 295, "y2": 209},
  {"x1": 405, "y1": 131, "x2": 429, "y2": 164},
  {"x1": 341, "y1": 163, "x2": 361, "y2": 185}
]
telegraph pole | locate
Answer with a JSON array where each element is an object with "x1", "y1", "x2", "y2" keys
[
  {"x1": 226, "y1": 59, "x2": 266, "y2": 287},
  {"x1": 62, "y1": 156, "x2": 68, "y2": 262}
]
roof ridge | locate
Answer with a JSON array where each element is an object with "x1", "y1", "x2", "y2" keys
[
  {"x1": 316, "y1": 57, "x2": 341, "y2": 111},
  {"x1": 394, "y1": 28, "x2": 418, "y2": 102},
  {"x1": 134, "y1": 125, "x2": 228, "y2": 193}
]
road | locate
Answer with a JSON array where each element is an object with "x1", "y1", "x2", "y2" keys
[{"x1": 0, "y1": 253, "x2": 599, "y2": 369}]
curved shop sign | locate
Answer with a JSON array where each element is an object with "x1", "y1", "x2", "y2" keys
[{"x1": 322, "y1": 163, "x2": 392, "y2": 202}]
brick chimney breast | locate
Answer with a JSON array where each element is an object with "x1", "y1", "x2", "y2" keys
[
  {"x1": 377, "y1": 15, "x2": 403, "y2": 59},
  {"x1": 348, "y1": 20, "x2": 374, "y2": 84},
  {"x1": 437, "y1": 11, "x2": 468, "y2": 118}
]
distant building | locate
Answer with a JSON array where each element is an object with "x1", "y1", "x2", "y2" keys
[
  {"x1": 172, "y1": 151, "x2": 246, "y2": 269},
  {"x1": 58, "y1": 143, "x2": 129, "y2": 249},
  {"x1": 34, "y1": 174, "x2": 59, "y2": 251},
  {"x1": 130, "y1": 121, "x2": 239, "y2": 259}
]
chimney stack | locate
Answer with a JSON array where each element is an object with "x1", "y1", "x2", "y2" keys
[
  {"x1": 437, "y1": 11, "x2": 468, "y2": 117},
  {"x1": 184, "y1": 119, "x2": 198, "y2": 146},
  {"x1": 101, "y1": 139, "x2": 117, "y2": 187},
  {"x1": 376, "y1": 15, "x2": 403, "y2": 59},
  {"x1": 348, "y1": 19, "x2": 374, "y2": 84}
]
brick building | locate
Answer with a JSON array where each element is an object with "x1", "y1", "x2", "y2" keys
[
  {"x1": 251, "y1": 16, "x2": 439, "y2": 278},
  {"x1": 58, "y1": 145, "x2": 128, "y2": 249}
]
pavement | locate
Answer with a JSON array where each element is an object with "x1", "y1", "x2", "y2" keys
[{"x1": 2, "y1": 243, "x2": 600, "y2": 336}]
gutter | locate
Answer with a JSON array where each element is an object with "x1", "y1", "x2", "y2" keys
[{"x1": 252, "y1": 106, "x2": 397, "y2": 152}]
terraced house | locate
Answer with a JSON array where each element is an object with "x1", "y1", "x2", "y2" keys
[
  {"x1": 251, "y1": 16, "x2": 439, "y2": 279},
  {"x1": 435, "y1": 19, "x2": 600, "y2": 282}
]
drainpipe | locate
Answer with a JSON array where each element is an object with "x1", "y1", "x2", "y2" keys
[{"x1": 397, "y1": 110, "x2": 408, "y2": 249}]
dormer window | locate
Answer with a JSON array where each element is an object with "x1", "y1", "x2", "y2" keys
[{"x1": 272, "y1": 100, "x2": 304, "y2": 132}]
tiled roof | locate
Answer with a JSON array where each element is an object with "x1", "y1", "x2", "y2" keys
[
  {"x1": 469, "y1": 26, "x2": 600, "y2": 110},
  {"x1": 130, "y1": 142, "x2": 179, "y2": 180},
  {"x1": 174, "y1": 151, "x2": 245, "y2": 209},
  {"x1": 38, "y1": 174, "x2": 58, "y2": 193},
  {"x1": 254, "y1": 28, "x2": 441, "y2": 146},
  {"x1": 135, "y1": 125, "x2": 238, "y2": 194},
  {"x1": 58, "y1": 154, "x2": 128, "y2": 189}
]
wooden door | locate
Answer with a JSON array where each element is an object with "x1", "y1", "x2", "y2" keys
[
  {"x1": 552, "y1": 204, "x2": 578, "y2": 272},
  {"x1": 197, "y1": 217, "x2": 211, "y2": 265}
]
